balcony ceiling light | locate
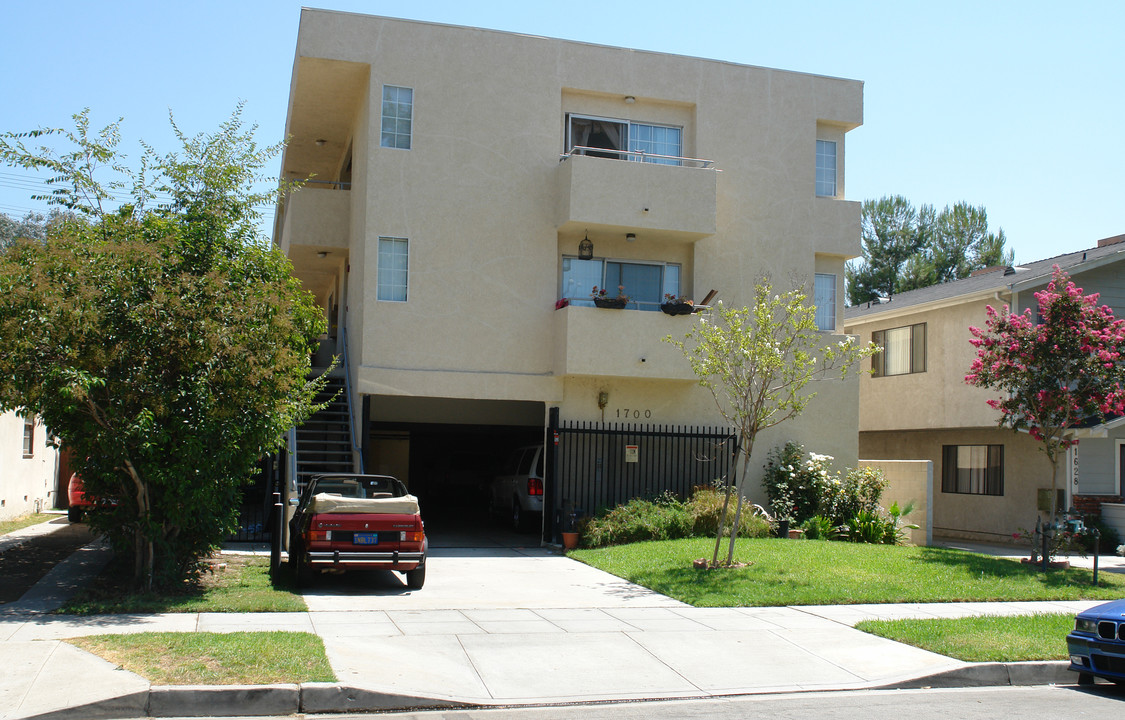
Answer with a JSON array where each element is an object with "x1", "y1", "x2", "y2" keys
[{"x1": 624, "y1": 96, "x2": 635, "y2": 104}]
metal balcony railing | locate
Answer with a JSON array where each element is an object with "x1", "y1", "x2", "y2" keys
[{"x1": 560, "y1": 146, "x2": 715, "y2": 169}]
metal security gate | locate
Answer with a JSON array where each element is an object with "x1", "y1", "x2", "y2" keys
[{"x1": 544, "y1": 409, "x2": 737, "y2": 541}]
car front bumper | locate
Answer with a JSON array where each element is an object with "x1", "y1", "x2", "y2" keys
[{"x1": 1067, "y1": 632, "x2": 1125, "y2": 683}]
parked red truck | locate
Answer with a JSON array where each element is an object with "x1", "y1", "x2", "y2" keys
[{"x1": 288, "y1": 474, "x2": 427, "y2": 589}]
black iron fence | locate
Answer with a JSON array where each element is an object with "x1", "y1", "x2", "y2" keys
[{"x1": 545, "y1": 415, "x2": 737, "y2": 540}]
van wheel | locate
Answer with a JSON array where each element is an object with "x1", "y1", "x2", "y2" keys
[
  {"x1": 512, "y1": 500, "x2": 529, "y2": 532},
  {"x1": 67, "y1": 506, "x2": 82, "y2": 523},
  {"x1": 406, "y1": 563, "x2": 426, "y2": 590}
]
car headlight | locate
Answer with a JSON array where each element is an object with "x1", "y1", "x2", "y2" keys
[{"x1": 1075, "y1": 617, "x2": 1098, "y2": 633}]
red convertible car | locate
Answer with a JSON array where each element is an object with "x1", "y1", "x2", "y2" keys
[{"x1": 288, "y1": 474, "x2": 427, "y2": 589}]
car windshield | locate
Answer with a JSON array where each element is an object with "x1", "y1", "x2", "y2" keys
[{"x1": 311, "y1": 476, "x2": 403, "y2": 499}]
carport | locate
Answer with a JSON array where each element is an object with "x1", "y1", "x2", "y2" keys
[{"x1": 361, "y1": 395, "x2": 547, "y2": 545}]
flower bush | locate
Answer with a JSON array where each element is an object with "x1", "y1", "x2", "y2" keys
[{"x1": 762, "y1": 443, "x2": 884, "y2": 527}]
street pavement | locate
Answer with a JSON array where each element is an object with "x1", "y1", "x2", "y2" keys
[{"x1": 0, "y1": 518, "x2": 1121, "y2": 719}]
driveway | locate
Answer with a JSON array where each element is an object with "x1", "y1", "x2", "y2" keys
[{"x1": 299, "y1": 546, "x2": 688, "y2": 612}]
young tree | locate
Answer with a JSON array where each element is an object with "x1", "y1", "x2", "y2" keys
[
  {"x1": 665, "y1": 279, "x2": 875, "y2": 567},
  {"x1": 0, "y1": 108, "x2": 327, "y2": 589},
  {"x1": 966, "y1": 266, "x2": 1125, "y2": 521}
]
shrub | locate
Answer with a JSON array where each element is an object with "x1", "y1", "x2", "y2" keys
[
  {"x1": 800, "y1": 515, "x2": 836, "y2": 540},
  {"x1": 580, "y1": 486, "x2": 770, "y2": 548},
  {"x1": 762, "y1": 442, "x2": 834, "y2": 523},
  {"x1": 821, "y1": 466, "x2": 886, "y2": 526},
  {"x1": 687, "y1": 486, "x2": 771, "y2": 539}
]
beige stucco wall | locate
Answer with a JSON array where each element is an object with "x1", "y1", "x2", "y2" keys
[
  {"x1": 860, "y1": 427, "x2": 1052, "y2": 544},
  {"x1": 0, "y1": 412, "x2": 59, "y2": 521},
  {"x1": 848, "y1": 298, "x2": 1006, "y2": 432},
  {"x1": 860, "y1": 459, "x2": 932, "y2": 546},
  {"x1": 280, "y1": 11, "x2": 866, "y2": 499}
]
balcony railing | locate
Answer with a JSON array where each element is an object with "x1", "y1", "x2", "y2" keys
[{"x1": 560, "y1": 146, "x2": 715, "y2": 169}]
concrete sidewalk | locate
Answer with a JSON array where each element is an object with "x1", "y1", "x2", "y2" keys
[{"x1": 0, "y1": 525, "x2": 1114, "y2": 719}]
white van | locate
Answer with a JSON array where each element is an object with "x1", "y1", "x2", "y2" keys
[{"x1": 490, "y1": 445, "x2": 544, "y2": 532}]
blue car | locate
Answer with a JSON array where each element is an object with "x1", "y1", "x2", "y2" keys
[{"x1": 1068, "y1": 599, "x2": 1125, "y2": 685}]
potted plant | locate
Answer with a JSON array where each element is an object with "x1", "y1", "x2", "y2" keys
[
  {"x1": 592, "y1": 285, "x2": 629, "y2": 309},
  {"x1": 660, "y1": 293, "x2": 695, "y2": 315}
]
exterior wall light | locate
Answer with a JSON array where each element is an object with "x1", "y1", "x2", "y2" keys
[
  {"x1": 597, "y1": 391, "x2": 609, "y2": 409},
  {"x1": 578, "y1": 233, "x2": 594, "y2": 260},
  {"x1": 315, "y1": 138, "x2": 327, "y2": 146},
  {"x1": 317, "y1": 251, "x2": 329, "y2": 259},
  {"x1": 624, "y1": 96, "x2": 635, "y2": 104},
  {"x1": 626, "y1": 233, "x2": 636, "y2": 242}
]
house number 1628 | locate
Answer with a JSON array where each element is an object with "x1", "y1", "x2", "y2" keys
[{"x1": 616, "y1": 408, "x2": 652, "y2": 419}]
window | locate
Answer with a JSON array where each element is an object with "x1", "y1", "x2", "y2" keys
[
  {"x1": 942, "y1": 445, "x2": 1004, "y2": 496},
  {"x1": 377, "y1": 237, "x2": 409, "y2": 302},
  {"x1": 814, "y1": 273, "x2": 836, "y2": 331},
  {"x1": 560, "y1": 257, "x2": 681, "y2": 311},
  {"x1": 566, "y1": 114, "x2": 683, "y2": 165},
  {"x1": 871, "y1": 323, "x2": 926, "y2": 376},
  {"x1": 815, "y1": 139, "x2": 837, "y2": 197},
  {"x1": 22, "y1": 415, "x2": 34, "y2": 458},
  {"x1": 380, "y1": 85, "x2": 413, "y2": 149}
]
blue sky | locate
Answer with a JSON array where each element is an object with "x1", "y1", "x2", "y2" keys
[{"x1": 1, "y1": 1, "x2": 1121, "y2": 264}]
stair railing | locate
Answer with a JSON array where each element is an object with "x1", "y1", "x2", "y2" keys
[{"x1": 340, "y1": 326, "x2": 365, "y2": 473}]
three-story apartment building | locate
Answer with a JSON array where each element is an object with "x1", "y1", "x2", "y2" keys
[{"x1": 274, "y1": 10, "x2": 865, "y2": 539}]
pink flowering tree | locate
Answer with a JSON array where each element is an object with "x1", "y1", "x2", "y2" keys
[{"x1": 966, "y1": 266, "x2": 1125, "y2": 520}]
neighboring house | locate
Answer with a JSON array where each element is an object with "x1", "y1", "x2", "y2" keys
[
  {"x1": 0, "y1": 410, "x2": 60, "y2": 521},
  {"x1": 844, "y1": 236, "x2": 1125, "y2": 544},
  {"x1": 274, "y1": 10, "x2": 865, "y2": 539}
]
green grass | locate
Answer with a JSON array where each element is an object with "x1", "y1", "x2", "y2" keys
[
  {"x1": 0, "y1": 512, "x2": 58, "y2": 536},
  {"x1": 569, "y1": 537, "x2": 1125, "y2": 606},
  {"x1": 856, "y1": 614, "x2": 1075, "y2": 662},
  {"x1": 61, "y1": 554, "x2": 306, "y2": 614},
  {"x1": 68, "y1": 631, "x2": 335, "y2": 685}
]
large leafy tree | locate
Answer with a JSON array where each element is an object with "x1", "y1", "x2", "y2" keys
[
  {"x1": 847, "y1": 196, "x2": 1013, "y2": 306},
  {"x1": 666, "y1": 279, "x2": 874, "y2": 567},
  {"x1": 966, "y1": 267, "x2": 1125, "y2": 521},
  {"x1": 0, "y1": 209, "x2": 75, "y2": 250},
  {"x1": 0, "y1": 108, "x2": 326, "y2": 589}
]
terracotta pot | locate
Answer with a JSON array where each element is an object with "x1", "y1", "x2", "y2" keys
[
  {"x1": 788, "y1": 528, "x2": 804, "y2": 539},
  {"x1": 562, "y1": 532, "x2": 580, "y2": 550}
]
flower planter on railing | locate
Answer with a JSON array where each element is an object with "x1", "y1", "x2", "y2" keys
[
  {"x1": 593, "y1": 297, "x2": 628, "y2": 309},
  {"x1": 660, "y1": 301, "x2": 695, "y2": 315}
]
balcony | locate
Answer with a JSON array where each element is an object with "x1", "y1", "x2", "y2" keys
[
  {"x1": 811, "y1": 197, "x2": 862, "y2": 258},
  {"x1": 278, "y1": 184, "x2": 350, "y2": 256},
  {"x1": 555, "y1": 151, "x2": 717, "y2": 243},
  {"x1": 553, "y1": 304, "x2": 699, "y2": 381}
]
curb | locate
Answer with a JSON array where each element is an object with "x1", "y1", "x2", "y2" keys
[
  {"x1": 878, "y1": 660, "x2": 1075, "y2": 690},
  {"x1": 17, "y1": 662, "x2": 1081, "y2": 719}
]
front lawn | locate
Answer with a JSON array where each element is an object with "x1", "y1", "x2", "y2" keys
[
  {"x1": 856, "y1": 614, "x2": 1075, "y2": 662},
  {"x1": 0, "y1": 512, "x2": 58, "y2": 536},
  {"x1": 61, "y1": 553, "x2": 305, "y2": 614},
  {"x1": 569, "y1": 537, "x2": 1125, "y2": 606}
]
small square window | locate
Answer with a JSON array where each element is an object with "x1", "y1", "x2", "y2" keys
[
  {"x1": 942, "y1": 445, "x2": 1003, "y2": 496},
  {"x1": 871, "y1": 323, "x2": 926, "y2": 377}
]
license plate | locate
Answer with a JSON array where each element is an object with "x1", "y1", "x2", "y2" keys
[{"x1": 353, "y1": 533, "x2": 378, "y2": 545}]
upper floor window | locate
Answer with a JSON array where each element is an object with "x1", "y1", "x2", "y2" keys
[
  {"x1": 22, "y1": 415, "x2": 34, "y2": 458},
  {"x1": 942, "y1": 445, "x2": 1003, "y2": 496},
  {"x1": 814, "y1": 273, "x2": 836, "y2": 331},
  {"x1": 377, "y1": 237, "x2": 409, "y2": 302},
  {"x1": 871, "y1": 323, "x2": 926, "y2": 377},
  {"x1": 381, "y1": 85, "x2": 413, "y2": 150},
  {"x1": 561, "y1": 257, "x2": 681, "y2": 311},
  {"x1": 815, "y1": 139, "x2": 837, "y2": 197},
  {"x1": 566, "y1": 114, "x2": 683, "y2": 165}
]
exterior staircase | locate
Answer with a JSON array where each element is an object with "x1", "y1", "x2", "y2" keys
[{"x1": 293, "y1": 370, "x2": 359, "y2": 493}]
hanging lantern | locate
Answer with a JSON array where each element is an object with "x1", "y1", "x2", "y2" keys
[{"x1": 578, "y1": 232, "x2": 593, "y2": 260}]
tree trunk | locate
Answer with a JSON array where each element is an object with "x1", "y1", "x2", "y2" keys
[
  {"x1": 711, "y1": 481, "x2": 733, "y2": 567},
  {"x1": 725, "y1": 452, "x2": 753, "y2": 566}
]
